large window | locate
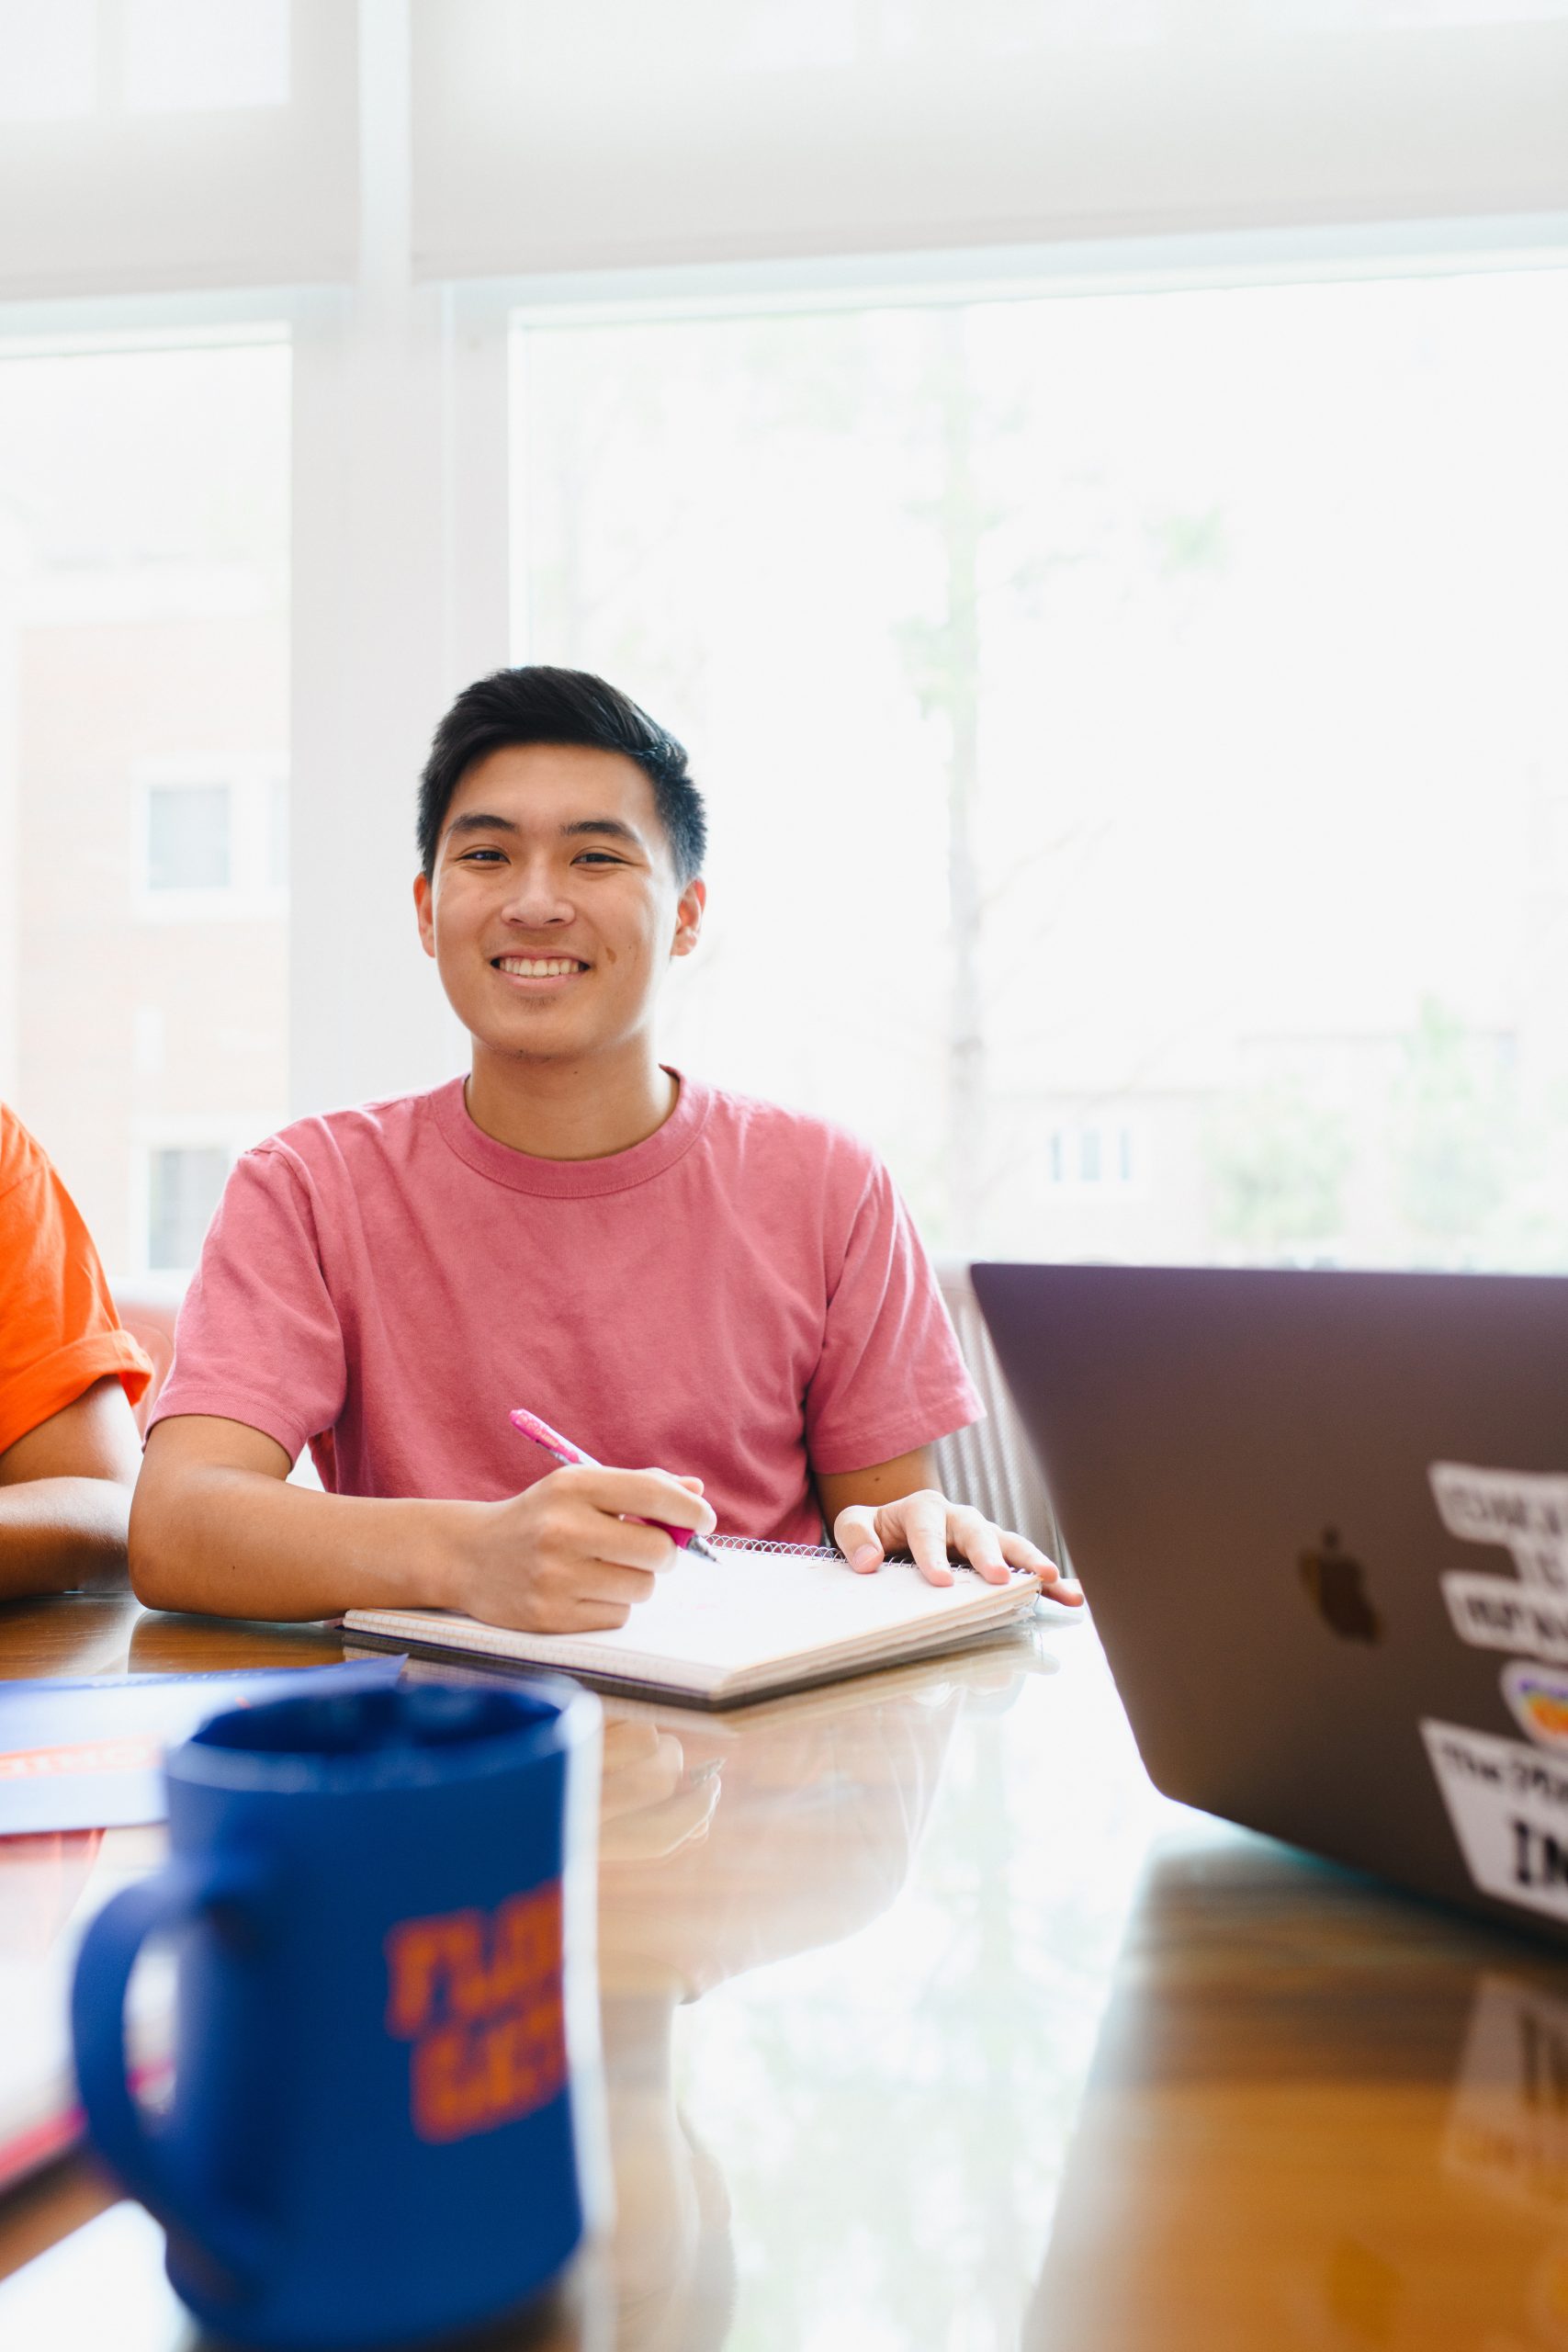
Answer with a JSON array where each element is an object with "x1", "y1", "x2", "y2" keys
[
  {"x1": 513, "y1": 266, "x2": 1568, "y2": 1269},
  {"x1": 0, "y1": 335, "x2": 289, "y2": 1276}
]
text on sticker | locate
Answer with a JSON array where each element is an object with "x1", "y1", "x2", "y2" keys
[
  {"x1": 1430, "y1": 1730, "x2": 1568, "y2": 1808},
  {"x1": 1442, "y1": 1576, "x2": 1568, "y2": 1663},
  {"x1": 1430, "y1": 1464, "x2": 1568, "y2": 1591}
]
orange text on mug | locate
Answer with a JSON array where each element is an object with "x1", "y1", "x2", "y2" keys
[{"x1": 384, "y1": 1883, "x2": 566, "y2": 2143}]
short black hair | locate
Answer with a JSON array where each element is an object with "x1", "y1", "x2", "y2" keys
[{"x1": 416, "y1": 664, "x2": 706, "y2": 885}]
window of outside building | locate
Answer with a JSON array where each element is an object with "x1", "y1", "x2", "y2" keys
[
  {"x1": 146, "y1": 1145, "x2": 230, "y2": 1273},
  {"x1": 1046, "y1": 1123, "x2": 1137, "y2": 1189},
  {"x1": 145, "y1": 782, "x2": 231, "y2": 892}
]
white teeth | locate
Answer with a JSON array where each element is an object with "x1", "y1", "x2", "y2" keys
[{"x1": 497, "y1": 957, "x2": 583, "y2": 977}]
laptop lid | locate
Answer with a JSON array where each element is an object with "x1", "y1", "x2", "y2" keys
[{"x1": 972, "y1": 1261, "x2": 1568, "y2": 1945}]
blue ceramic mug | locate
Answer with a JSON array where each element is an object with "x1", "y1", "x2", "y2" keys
[{"x1": 72, "y1": 1679, "x2": 604, "y2": 2349}]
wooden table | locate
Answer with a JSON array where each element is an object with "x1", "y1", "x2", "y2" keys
[{"x1": 0, "y1": 1593, "x2": 1562, "y2": 2349}]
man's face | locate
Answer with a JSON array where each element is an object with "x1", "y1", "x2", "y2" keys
[{"x1": 413, "y1": 743, "x2": 704, "y2": 1065}]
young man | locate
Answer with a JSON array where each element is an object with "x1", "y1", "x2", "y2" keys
[
  {"x1": 1, "y1": 1104, "x2": 151, "y2": 1599},
  {"x1": 132, "y1": 667, "x2": 1079, "y2": 1630}
]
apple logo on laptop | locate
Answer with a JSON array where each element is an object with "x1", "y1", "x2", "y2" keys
[{"x1": 1299, "y1": 1526, "x2": 1382, "y2": 1644}]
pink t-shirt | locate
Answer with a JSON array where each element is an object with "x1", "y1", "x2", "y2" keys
[{"x1": 152, "y1": 1073, "x2": 981, "y2": 1545}]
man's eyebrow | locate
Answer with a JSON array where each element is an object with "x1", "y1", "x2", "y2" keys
[
  {"x1": 559, "y1": 818, "x2": 644, "y2": 848},
  {"x1": 445, "y1": 810, "x2": 519, "y2": 842}
]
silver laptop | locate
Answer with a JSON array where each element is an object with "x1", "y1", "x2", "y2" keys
[{"x1": 972, "y1": 1261, "x2": 1568, "y2": 1946}]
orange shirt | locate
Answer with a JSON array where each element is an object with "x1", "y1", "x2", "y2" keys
[{"x1": 0, "y1": 1106, "x2": 152, "y2": 1458}]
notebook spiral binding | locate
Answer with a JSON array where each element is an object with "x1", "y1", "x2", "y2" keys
[
  {"x1": 710, "y1": 1533, "x2": 840, "y2": 1558},
  {"x1": 711, "y1": 1534, "x2": 923, "y2": 1565}
]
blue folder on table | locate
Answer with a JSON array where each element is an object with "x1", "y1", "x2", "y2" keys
[{"x1": 0, "y1": 1657, "x2": 406, "y2": 1835}]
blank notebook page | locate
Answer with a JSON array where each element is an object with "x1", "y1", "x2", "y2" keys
[{"x1": 344, "y1": 1542, "x2": 1036, "y2": 1696}]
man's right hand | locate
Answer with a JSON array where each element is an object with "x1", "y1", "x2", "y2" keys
[
  {"x1": 131, "y1": 1416, "x2": 716, "y2": 1631},
  {"x1": 451, "y1": 1464, "x2": 716, "y2": 1633}
]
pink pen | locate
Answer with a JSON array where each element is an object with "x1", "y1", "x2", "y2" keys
[{"x1": 509, "y1": 1406, "x2": 720, "y2": 1562}]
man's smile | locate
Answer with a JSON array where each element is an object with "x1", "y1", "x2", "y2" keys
[{"x1": 484, "y1": 950, "x2": 594, "y2": 997}]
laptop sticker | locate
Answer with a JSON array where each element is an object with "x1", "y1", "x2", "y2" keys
[
  {"x1": 1505, "y1": 1663, "x2": 1568, "y2": 1753},
  {"x1": 1423, "y1": 1720, "x2": 1568, "y2": 1924},
  {"x1": 1443, "y1": 1577, "x2": 1568, "y2": 1664},
  {"x1": 1443, "y1": 1973, "x2": 1568, "y2": 2222},
  {"x1": 1431, "y1": 1463, "x2": 1568, "y2": 1591},
  {"x1": 1429, "y1": 1464, "x2": 1568, "y2": 1664}
]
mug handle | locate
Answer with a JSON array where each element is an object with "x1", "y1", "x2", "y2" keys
[{"x1": 72, "y1": 1855, "x2": 271, "y2": 2290}]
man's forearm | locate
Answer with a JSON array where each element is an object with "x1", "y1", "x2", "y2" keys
[
  {"x1": 0, "y1": 1478, "x2": 133, "y2": 1599},
  {"x1": 130, "y1": 1467, "x2": 471, "y2": 1623}
]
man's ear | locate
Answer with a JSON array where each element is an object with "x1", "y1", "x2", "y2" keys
[
  {"x1": 671, "y1": 876, "x2": 706, "y2": 961},
  {"x1": 413, "y1": 870, "x2": 436, "y2": 960}
]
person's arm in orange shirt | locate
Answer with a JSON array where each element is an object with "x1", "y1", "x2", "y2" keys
[
  {"x1": 0, "y1": 1374, "x2": 144, "y2": 1600},
  {"x1": 0, "y1": 1104, "x2": 153, "y2": 1600}
]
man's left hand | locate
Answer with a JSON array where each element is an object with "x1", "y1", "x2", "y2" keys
[{"x1": 830, "y1": 1489, "x2": 1084, "y2": 1603}]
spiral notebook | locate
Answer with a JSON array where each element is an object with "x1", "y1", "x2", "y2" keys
[{"x1": 342, "y1": 1534, "x2": 1042, "y2": 1707}]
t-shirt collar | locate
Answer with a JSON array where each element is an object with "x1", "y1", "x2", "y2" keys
[{"x1": 427, "y1": 1067, "x2": 710, "y2": 1197}]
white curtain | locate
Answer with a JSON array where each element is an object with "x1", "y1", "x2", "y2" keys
[
  {"x1": 0, "y1": 0, "x2": 357, "y2": 298},
  {"x1": 412, "y1": 0, "x2": 1568, "y2": 278},
  {"x1": 2, "y1": 3, "x2": 1562, "y2": 303}
]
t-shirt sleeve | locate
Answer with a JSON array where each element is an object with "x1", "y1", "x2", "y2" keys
[
  {"x1": 803, "y1": 1155, "x2": 983, "y2": 1476},
  {"x1": 150, "y1": 1145, "x2": 347, "y2": 1467},
  {"x1": 0, "y1": 1114, "x2": 152, "y2": 1457}
]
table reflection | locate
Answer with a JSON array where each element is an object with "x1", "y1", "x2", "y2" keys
[
  {"x1": 593, "y1": 1652, "x2": 1021, "y2": 2350},
  {"x1": 0, "y1": 1594, "x2": 136, "y2": 1681},
  {"x1": 128, "y1": 1612, "x2": 347, "y2": 1675},
  {"x1": 1024, "y1": 1828, "x2": 1568, "y2": 2352}
]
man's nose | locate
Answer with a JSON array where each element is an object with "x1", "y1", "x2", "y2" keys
[{"x1": 501, "y1": 859, "x2": 573, "y2": 925}]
